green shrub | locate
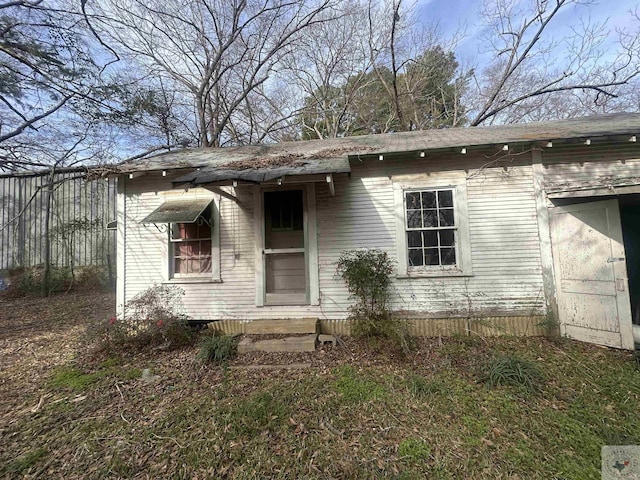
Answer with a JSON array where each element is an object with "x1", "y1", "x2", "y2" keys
[
  {"x1": 337, "y1": 249, "x2": 415, "y2": 355},
  {"x1": 484, "y1": 355, "x2": 543, "y2": 392},
  {"x1": 6, "y1": 265, "x2": 112, "y2": 296},
  {"x1": 197, "y1": 334, "x2": 237, "y2": 363},
  {"x1": 86, "y1": 284, "x2": 194, "y2": 353}
]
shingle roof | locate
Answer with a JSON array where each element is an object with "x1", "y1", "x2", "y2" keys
[{"x1": 113, "y1": 113, "x2": 640, "y2": 177}]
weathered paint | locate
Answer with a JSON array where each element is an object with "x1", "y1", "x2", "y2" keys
[
  {"x1": 550, "y1": 199, "x2": 635, "y2": 350},
  {"x1": 541, "y1": 141, "x2": 640, "y2": 350},
  {"x1": 120, "y1": 148, "x2": 547, "y2": 325},
  {"x1": 532, "y1": 150, "x2": 559, "y2": 333}
]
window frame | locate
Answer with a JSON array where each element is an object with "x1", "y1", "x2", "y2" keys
[
  {"x1": 165, "y1": 198, "x2": 221, "y2": 283},
  {"x1": 393, "y1": 177, "x2": 472, "y2": 278},
  {"x1": 169, "y1": 215, "x2": 213, "y2": 278}
]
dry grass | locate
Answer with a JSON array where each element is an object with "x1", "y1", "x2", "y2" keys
[{"x1": 1, "y1": 292, "x2": 640, "y2": 479}]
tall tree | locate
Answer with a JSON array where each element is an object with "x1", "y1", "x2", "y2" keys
[
  {"x1": 86, "y1": 0, "x2": 340, "y2": 148},
  {"x1": 0, "y1": 0, "x2": 99, "y2": 169},
  {"x1": 468, "y1": 0, "x2": 640, "y2": 125},
  {"x1": 298, "y1": 46, "x2": 469, "y2": 138}
]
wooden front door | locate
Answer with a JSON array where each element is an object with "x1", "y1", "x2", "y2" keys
[
  {"x1": 263, "y1": 189, "x2": 308, "y2": 305},
  {"x1": 550, "y1": 199, "x2": 635, "y2": 349}
]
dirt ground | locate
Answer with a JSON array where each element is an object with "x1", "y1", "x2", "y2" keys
[
  {"x1": 0, "y1": 292, "x2": 116, "y2": 421},
  {"x1": 1, "y1": 291, "x2": 639, "y2": 479}
]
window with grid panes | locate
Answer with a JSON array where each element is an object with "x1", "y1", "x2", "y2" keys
[
  {"x1": 169, "y1": 209, "x2": 212, "y2": 276},
  {"x1": 405, "y1": 189, "x2": 457, "y2": 267}
]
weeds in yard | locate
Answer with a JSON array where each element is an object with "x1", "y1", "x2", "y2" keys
[
  {"x1": 484, "y1": 354, "x2": 543, "y2": 392},
  {"x1": 50, "y1": 366, "x2": 99, "y2": 390},
  {"x1": 5, "y1": 448, "x2": 47, "y2": 475},
  {"x1": 49, "y1": 360, "x2": 140, "y2": 390},
  {"x1": 398, "y1": 438, "x2": 431, "y2": 462},
  {"x1": 334, "y1": 365, "x2": 387, "y2": 402},
  {"x1": 5, "y1": 290, "x2": 640, "y2": 480},
  {"x1": 226, "y1": 390, "x2": 289, "y2": 436},
  {"x1": 197, "y1": 334, "x2": 237, "y2": 363},
  {"x1": 407, "y1": 373, "x2": 445, "y2": 397}
]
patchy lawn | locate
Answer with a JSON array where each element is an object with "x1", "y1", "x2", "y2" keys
[{"x1": 1, "y1": 292, "x2": 639, "y2": 479}]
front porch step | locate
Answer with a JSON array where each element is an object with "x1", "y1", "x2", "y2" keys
[
  {"x1": 238, "y1": 334, "x2": 318, "y2": 353},
  {"x1": 245, "y1": 317, "x2": 318, "y2": 334}
]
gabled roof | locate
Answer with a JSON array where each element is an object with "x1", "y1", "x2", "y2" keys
[{"x1": 109, "y1": 113, "x2": 640, "y2": 182}]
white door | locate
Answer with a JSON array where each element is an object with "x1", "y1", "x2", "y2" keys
[{"x1": 550, "y1": 199, "x2": 634, "y2": 350}]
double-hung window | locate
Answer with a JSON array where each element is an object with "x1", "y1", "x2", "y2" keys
[
  {"x1": 170, "y1": 211, "x2": 212, "y2": 277},
  {"x1": 141, "y1": 194, "x2": 220, "y2": 281},
  {"x1": 405, "y1": 189, "x2": 457, "y2": 267},
  {"x1": 394, "y1": 178, "x2": 472, "y2": 277}
]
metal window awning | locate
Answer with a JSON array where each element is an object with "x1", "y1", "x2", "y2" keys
[{"x1": 142, "y1": 198, "x2": 212, "y2": 224}]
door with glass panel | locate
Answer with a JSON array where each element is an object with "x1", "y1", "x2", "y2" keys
[{"x1": 263, "y1": 189, "x2": 308, "y2": 305}]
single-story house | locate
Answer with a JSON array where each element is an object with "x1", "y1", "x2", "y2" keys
[{"x1": 109, "y1": 113, "x2": 640, "y2": 350}]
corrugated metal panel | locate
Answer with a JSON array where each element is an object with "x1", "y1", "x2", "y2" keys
[
  {"x1": 142, "y1": 197, "x2": 211, "y2": 223},
  {"x1": 469, "y1": 316, "x2": 547, "y2": 337},
  {"x1": 207, "y1": 316, "x2": 545, "y2": 337},
  {"x1": 0, "y1": 173, "x2": 117, "y2": 270}
]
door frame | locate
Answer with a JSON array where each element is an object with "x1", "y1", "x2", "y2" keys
[
  {"x1": 549, "y1": 198, "x2": 635, "y2": 349},
  {"x1": 253, "y1": 183, "x2": 319, "y2": 307}
]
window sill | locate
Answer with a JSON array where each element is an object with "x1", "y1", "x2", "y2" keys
[
  {"x1": 397, "y1": 270, "x2": 473, "y2": 279},
  {"x1": 164, "y1": 277, "x2": 223, "y2": 284}
]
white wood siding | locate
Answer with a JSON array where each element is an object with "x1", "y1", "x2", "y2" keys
[
  {"x1": 541, "y1": 143, "x2": 640, "y2": 188},
  {"x1": 316, "y1": 152, "x2": 545, "y2": 319},
  {"x1": 122, "y1": 149, "x2": 547, "y2": 321}
]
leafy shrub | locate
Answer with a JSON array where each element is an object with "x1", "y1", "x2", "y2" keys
[
  {"x1": 87, "y1": 284, "x2": 194, "y2": 353},
  {"x1": 9, "y1": 266, "x2": 72, "y2": 296},
  {"x1": 74, "y1": 265, "x2": 112, "y2": 291},
  {"x1": 336, "y1": 249, "x2": 415, "y2": 355},
  {"x1": 5, "y1": 265, "x2": 111, "y2": 297},
  {"x1": 198, "y1": 334, "x2": 237, "y2": 363},
  {"x1": 484, "y1": 355, "x2": 543, "y2": 392}
]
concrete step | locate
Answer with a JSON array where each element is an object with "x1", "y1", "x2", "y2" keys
[{"x1": 238, "y1": 334, "x2": 318, "y2": 353}]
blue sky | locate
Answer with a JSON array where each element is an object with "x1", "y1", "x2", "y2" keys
[{"x1": 416, "y1": 0, "x2": 639, "y2": 62}]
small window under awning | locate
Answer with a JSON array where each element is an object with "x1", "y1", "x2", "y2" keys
[{"x1": 142, "y1": 198, "x2": 212, "y2": 224}]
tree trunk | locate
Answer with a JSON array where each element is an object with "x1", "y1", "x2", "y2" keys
[{"x1": 41, "y1": 168, "x2": 54, "y2": 296}]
